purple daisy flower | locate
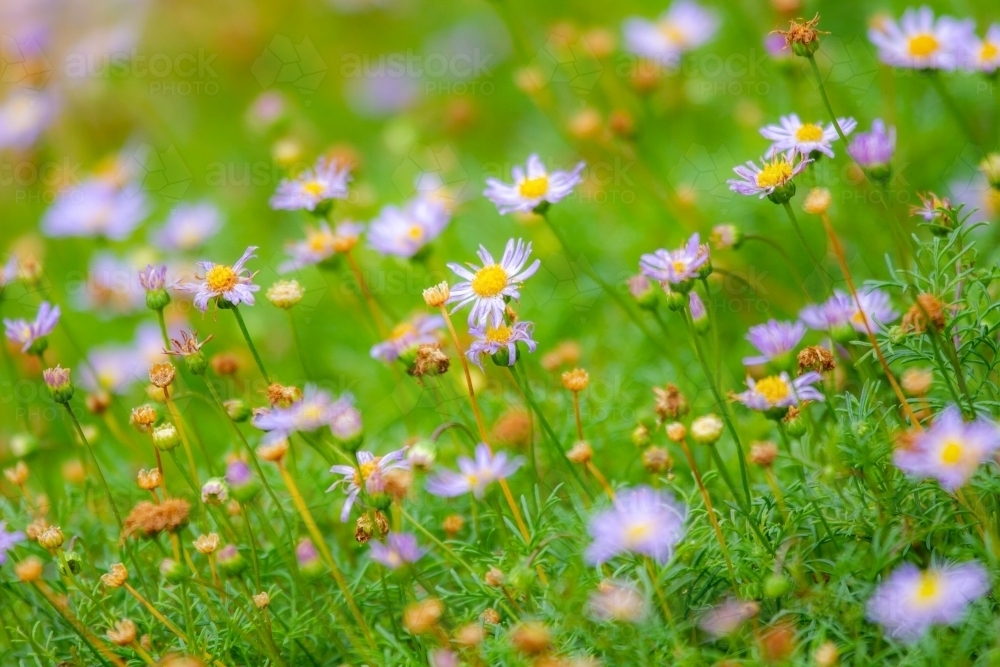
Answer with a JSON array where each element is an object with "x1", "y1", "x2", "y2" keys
[
  {"x1": 41, "y1": 180, "x2": 148, "y2": 240},
  {"x1": 868, "y1": 7, "x2": 974, "y2": 71},
  {"x1": 425, "y1": 443, "x2": 523, "y2": 499},
  {"x1": 0, "y1": 521, "x2": 25, "y2": 566},
  {"x1": 368, "y1": 197, "x2": 450, "y2": 258},
  {"x1": 727, "y1": 152, "x2": 811, "y2": 199},
  {"x1": 370, "y1": 315, "x2": 444, "y2": 364},
  {"x1": 3, "y1": 301, "x2": 59, "y2": 353},
  {"x1": 253, "y1": 385, "x2": 349, "y2": 443},
  {"x1": 743, "y1": 319, "x2": 805, "y2": 366},
  {"x1": 585, "y1": 486, "x2": 687, "y2": 565},
  {"x1": 153, "y1": 202, "x2": 222, "y2": 252},
  {"x1": 849, "y1": 288, "x2": 898, "y2": 333},
  {"x1": 966, "y1": 24, "x2": 1000, "y2": 73},
  {"x1": 866, "y1": 561, "x2": 989, "y2": 644},
  {"x1": 466, "y1": 321, "x2": 537, "y2": 369},
  {"x1": 799, "y1": 291, "x2": 855, "y2": 331},
  {"x1": 735, "y1": 372, "x2": 824, "y2": 412},
  {"x1": 327, "y1": 449, "x2": 409, "y2": 522},
  {"x1": 760, "y1": 114, "x2": 857, "y2": 159},
  {"x1": 639, "y1": 233, "x2": 710, "y2": 285},
  {"x1": 622, "y1": 0, "x2": 719, "y2": 67},
  {"x1": 79, "y1": 344, "x2": 146, "y2": 395},
  {"x1": 894, "y1": 406, "x2": 1000, "y2": 491},
  {"x1": 180, "y1": 246, "x2": 260, "y2": 312},
  {"x1": 848, "y1": 119, "x2": 897, "y2": 170},
  {"x1": 76, "y1": 252, "x2": 147, "y2": 316},
  {"x1": 280, "y1": 221, "x2": 364, "y2": 273},
  {"x1": 483, "y1": 154, "x2": 585, "y2": 215},
  {"x1": 270, "y1": 157, "x2": 351, "y2": 212},
  {"x1": 368, "y1": 533, "x2": 425, "y2": 569},
  {"x1": 226, "y1": 459, "x2": 253, "y2": 488},
  {"x1": 138, "y1": 264, "x2": 168, "y2": 293},
  {"x1": 447, "y1": 239, "x2": 540, "y2": 328}
]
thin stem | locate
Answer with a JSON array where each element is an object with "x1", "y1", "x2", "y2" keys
[
  {"x1": 64, "y1": 404, "x2": 123, "y2": 531},
  {"x1": 781, "y1": 200, "x2": 830, "y2": 288},
  {"x1": 231, "y1": 307, "x2": 270, "y2": 383},
  {"x1": 163, "y1": 387, "x2": 201, "y2": 486},
  {"x1": 437, "y1": 304, "x2": 488, "y2": 440},
  {"x1": 677, "y1": 436, "x2": 736, "y2": 584},
  {"x1": 155, "y1": 309, "x2": 171, "y2": 350},
  {"x1": 33, "y1": 581, "x2": 126, "y2": 667},
  {"x1": 571, "y1": 391, "x2": 584, "y2": 441},
  {"x1": 346, "y1": 251, "x2": 388, "y2": 338}
]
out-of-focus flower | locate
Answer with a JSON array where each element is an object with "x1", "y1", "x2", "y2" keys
[
  {"x1": 254, "y1": 386, "x2": 353, "y2": 444},
  {"x1": 639, "y1": 233, "x2": 710, "y2": 286},
  {"x1": 447, "y1": 239, "x2": 540, "y2": 327},
  {"x1": 735, "y1": 372, "x2": 824, "y2": 413},
  {"x1": 80, "y1": 343, "x2": 145, "y2": 395},
  {"x1": 0, "y1": 90, "x2": 57, "y2": 151},
  {"x1": 201, "y1": 478, "x2": 229, "y2": 505},
  {"x1": 622, "y1": 0, "x2": 719, "y2": 66},
  {"x1": 585, "y1": 486, "x2": 686, "y2": 564},
  {"x1": 0, "y1": 521, "x2": 25, "y2": 566},
  {"x1": 728, "y1": 151, "x2": 811, "y2": 202},
  {"x1": 270, "y1": 157, "x2": 351, "y2": 212},
  {"x1": 698, "y1": 598, "x2": 760, "y2": 638},
  {"x1": 280, "y1": 222, "x2": 364, "y2": 272},
  {"x1": 370, "y1": 315, "x2": 444, "y2": 364},
  {"x1": 743, "y1": 319, "x2": 804, "y2": 366},
  {"x1": 760, "y1": 114, "x2": 856, "y2": 158},
  {"x1": 588, "y1": 580, "x2": 649, "y2": 623},
  {"x1": 368, "y1": 532, "x2": 425, "y2": 569},
  {"x1": 246, "y1": 91, "x2": 288, "y2": 131},
  {"x1": 800, "y1": 288, "x2": 897, "y2": 334},
  {"x1": 848, "y1": 119, "x2": 896, "y2": 179},
  {"x1": 868, "y1": 7, "x2": 973, "y2": 71},
  {"x1": 893, "y1": 405, "x2": 1000, "y2": 491},
  {"x1": 483, "y1": 154, "x2": 584, "y2": 214},
  {"x1": 4, "y1": 301, "x2": 59, "y2": 353},
  {"x1": 266, "y1": 280, "x2": 304, "y2": 309},
  {"x1": 153, "y1": 202, "x2": 222, "y2": 251},
  {"x1": 368, "y1": 198, "x2": 450, "y2": 258},
  {"x1": 866, "y1": 561, "x2": 989, "y2": 643},
  {"x1": 965, "y1": 24, "x2": 1000, "y2": 73},
  {"x1": 466, "y1": 321, "x2": 537, "y2": 369},
  {"x1": 179, "y1": 246, "x2": 260, "y2": 312},
  {"x1": 328, "y1": 449, "x2": 409, "y2": 521},
  {"x1": 425, "y1": 443, "x2": 522, "y2": 498},
  {"x1": 41, "y1": 180, "x2": 148, "y2": 240}
]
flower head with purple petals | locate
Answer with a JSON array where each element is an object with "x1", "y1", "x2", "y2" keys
[
  {"x1": 41, "y1": 180, "x2": 148, "y2": 240},
  {"x1": 369, "y1": 533, "x2": 425, "y2": 570},
  {"x1": 760, "y1": 114, "x2": 857, "y2": 159},
  {"x1": 180, "y1": 246, "x2": 260, "y2": 312},
  {"x1": 735, "y1": 372, "x2": 824, "y2": 413},
  {"x1": 585, "y1": 486, "x2": 686, "y2": 565},
  {"x1": 466, "y1": 321, "x2": 537, "y2": 369},
  {"x1": 0, "y1": 90, "x2": 57, "y2": 151},
  {"x1": 966, "y1": 24, "x2": 1000, "y2": 73},
  {"x1": 447, "y1": 239, "x2": 540, "y2": 327},
  {"x1": 328, "y1": 449, "x2": 409, "y2": 521},
  {"x1": 280, "y1": 222, "x2": 364, "y2": 273},
  {"x1": 270, "y1": 157, "x2": 351, "y2": 212},
  {"x1": 848, "y1": 119, "x2": 896, "y2": 170},
  {"x1": 0, "y1": 521, "x2": 25, "y2": 566},
  {"x1": 425, "y1": 443, "x2": 523, "y2": 499},
  {"x1": 253, "y1": 385, "x2": 352, "y2": 444},
  {"x1": 743, "y1": 319, "x2": 805, "y2": 366},
  {"x1": 4, "y1": 301, "x2": 60, "y2": 353},
  {"x1": 622, "y1": 0, "x2": 719, "y2": 67},
  {"x1": 894, "y1": 406, "x2": 1000, "y2": 491},
  {"x1": 728, "y1": 152, "x2": 811, "y2": 200},
  {"x1": 370, "y1": 315, "x2": 444, "y2": 364},
  {"x1": 866, "y1": 561, "x2": 989, "y2": 643},
  {"x1": 369, "y1": 197, "x2": 450, "y2": 258},
  {"x1": 868, "y1": 7, "x2": 973, "y2": 71},
  {"x1": 483, "y1": 154, "x2": 584, "y2": 215},
  {"x1": 639, "y1": 233, "x2": 710, "y2": 286},
  {"x1": 153, "y1": 202, "x2": 222, "y2": 251}
]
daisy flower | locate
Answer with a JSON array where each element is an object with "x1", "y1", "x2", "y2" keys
[
  {"x1": 41, "y1": 180, "x2": 148, "y2": 240},
  {"x1": 180, "y1": 246, "x2": 260, "y2": 312},
  {"x1": 588, "y1": 580, "x2": 649, "y2": 623},
  {"x1": 966, "y1": 24, "x2": 1000, "y2": 73},
  {"x1": 483, "y1": 154, "x2": 584, "y2": 215},
  {"x1": 848, "y1": 119, "x2": 897, "y2": 173},
  {"x1": 370, "y1": 314, "x2": 444, "y2": 364},
  {"x1": 799, "y1": 291, "x2": 855, "y2": 331},
  {"x1": 585, "y1": 485, "x2": 687, "y2": 565},
  {"x1": 735, "y1": 372, "x2": 824, "y2": 414},
  {"x1": 698, "y1": 599, "x2": 760, "y2": 639},
  {"x1": 153, "y1": 202, "x2": 222, "y2": 251},
  {"x1": 328, "y1": 448, "x2": 409, "y2": 521},
  {"x1": 866, "y1": 561, "x2": 989, "y2": 643},
  {"x1": 868, "y1": 7, "x2": 973, "y2": 71},
  {"x1": 253, "y1": 385, "x2": 351, "y2": 443},
  {"x1": 280, "y1": 221, "x2": 364, "y2": 273},
  {"x1": 893, "y1": 405, "x2": 1000, "y2": 491},
  {"x1": 0, "y1": 521, "x2": 25, "y2": 566},
  {"x1": 425, "y1": 443, "x2": 523, "y2": 499},
  {"x1": 638, "y1": 233, "x2": 710, "y2": 286},
  {"x1": 270, "y1": 157, "x2": 351, "y2": 212},
  {"x1": 743, "y1": 319, "x2": 805, "y2": 366},
  {"x1": 850, "y1": 288, "x2": 898, "y2": 332},
  {"x1": 75, "y1": 252, "x2": 147, "y2": 316},
  {"x1": 466, "y1": 321, "x2": 537, "y2": 369},
  {"x1": 368, "y1": 533, "x2": 425, "y2": 570},
  {"x1": 368, "y1": 197, "x2": 450, "y2": 258},
  {"x1": 3, "y1": 301, "x2": 60, "y2": 353},
  {"x1": 728, "y1": 151, "x2": 811, "y2": 202},
  {"x1": 760, "y1": 113, "x2": 857, "y2": 159},
  {"x1": 0, "y1": 90, "x2": 57, "y2": 151},
  {"x1": 79, "y1": 344, "x2": 146, "y2": 395},
  {"x1": 622, "y1": 0, "x2": 719, "y2": 66},
  {"x1": 447, "y1": 239, "x2": 540, "y2": 327}
]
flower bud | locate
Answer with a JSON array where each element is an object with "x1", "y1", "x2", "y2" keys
[
  {"x1": 152, "y1": 423, "x2": 180, "y2": 451},
  {"x1": 266, "y1": 280, "x2": 304, "y2": 309},
  {"x1": 217, "y1": 545, "x2": 246, "y2": 577},
  {"x1": 749, "y1": 442, "x2": 778, "y2": 467},
  {"x1": 803, "y1": 187, "x2": 831, "y2": 215},
  {"x1": 38, "y1": 526, "x2": 64, "y2": 550},
  {"x1": 201, "y1": 478, "x2": 229, "y2": 505},
  {"x1": 567, "y1": 440, "x2": 593, "y2": 464},
  {"x1": 148, "y1": 363, "x2": 176, "y2": 388},
  {"x1": 43, "y1": 366, "x2": 74, "y2": 403},
  {"x1": 160, "y1": 558, "x2": 187, "y2": 584},
  {"x1": 442, "y1": 514, "x2": 464, "y2": 537},
  {"x1": 131, "y1": 405, "x2": 158, "y2": 431},
  {"x1": 138, "y1": 468, "x2": 162, "y2": 491},
  {"x1": 422, "y1": 282, "x2": 450, "y2": 308},
  {"x1": 627, "y1": 274, "x2": 659, "y2": 311},
  {"x1": 690, "y1": 414, "x2": 724, "y2": 445},
  {"x1": 226, "y1": 459, "x2": 260, "y2": 502},
  {"x1": 406, "y1": 441, "x2": 436, "y2": 471},
  {"x1": 631, "y1": 423, "x2": 651, "y2": 447},
  {"x1": 224, "y1": 399, "x2": 252, "y2": 422},
  {"x1": 59, "y1": 551, "x2": 83, "y2": 575},
  {"x1": 642, "y1": 446, "x2": 672, "y2": 473},
  {"x1": 710, "y1": 224, "x2": 744, "y2": 250},
  {"x1": 101, "y1": 563, "x2": 128, "y2": 588},
  {"x1": 485, "y1": 567, "x2": 505, "y2": 587},
  {"x1": 193, "y1": 533, "x2": 220, "y2": 555},
  {"x1": 297, "y1": 538, "x2": 325, "y2": 578},
  {"x1": 107, "y1": 619, "x2": 138, "y2": 647},
  {"x1": 561, "y1": 368, "x2": 589, "y2": 392},
  {"x1": 253, "y1": 591, "x2": 271, "y2": 609},
  {"x1": 764, "y1": 573, "x2": 791, "y2": 598}
]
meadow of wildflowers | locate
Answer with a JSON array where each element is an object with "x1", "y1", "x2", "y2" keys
[{"x1": 2, "y1": 0, "x2": 1000, "y2": 665}]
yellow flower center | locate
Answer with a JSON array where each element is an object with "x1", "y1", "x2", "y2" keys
[
  {"x1": 390, "y1": 322, "x2": 416, "y2": 340},
  {"x1": 755, "y1": 376, "x2": 791, "y2": 404},
  {"x1": 982, "y1": 42, "x2": 999, "y2": 62},
  {"x1": 465, "y1": 473, "x2": 479, "y2": 487},
  {"x1": 205, "y1": 264, "x2": 238, "y2": 293},
  {"x1": 485, "y1": 325, "x2": 513, "y2": 344},
  {"x1": 407, "y1": 225, "x2": 425, "y2": 241},
  {"x1": 471, "y1": 264, "x2": 508, "y2": 298},
  {"x1": 908, "y1": 34, "x2": 939, "y2": 57},
  {"x1": 755, "y1": 160, "x2": 793, "y2": 188},
  {"x1": 307, "y1": 230, "x2": 334, "y2": 253},
  {"x1": 20, "y1": 324, "x2": 31, "y2": 340},
  {"x1": 518, "y1": 175, "x2": 549, "y2": 199},
  {"x1": 795, "y1": 123, "x2": 825, "y2": 142},
  {"x1": 658, "y1": 22, "x2": 687, "y2": 45},
  {"x1": 914, "y1": 572, "x2": 941, "y2": 605},
  {"x1": 672, "y1": 260, "x2": 688, "y2": 274},
  {"x1": 353, "y1": 460, "x2": 379, "y2": 486},
  {"x1": 299, "y1": 405, "x2": 323, "y2": 422},
  {"x1": 625, "y1": 520, "x2": 652, "y2": 545},
  {"x1": 940, "y1": 440, "x2": 963, "y2": 465},
  {"x1": 302, "y1": 180, "x2": 325, "y2": 196}
]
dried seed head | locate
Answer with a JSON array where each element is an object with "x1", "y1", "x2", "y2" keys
[
  {"x1": 16, "y1": 556, "x2": 44, "y2": 583},
  {"x1": 902, "y1": 293, "x2": 946, "y2": 334},
  {"x1": 901, "y1": 368, "x2": 933, "y2": 396},
  {"x1": 749, "y1": 441, "x2": 779, "y2": 467},
  {"x1": 492, "y1": 409, "x2": 533, "y2": 448},
  {"x1": 130, "y1": 405, "x2": 158, "y2": 431},
  {"x1": 107, "y1": 619, "x2": 137, "y2": 646},
  {"x1": 257, "y1": 439, "x2": 289, "y2": 464},
  {"x1": 653, "y1": 384, "x2": 689, "y2": 422},
  {"x1": 803, "y1": 187, "x2": 832, "y2": 215},
  {"x1": 253, "y1": 592, "x2": 271, "y2": 609},
  {"x1": 422, "y1": 282, "x2": 450, "y2": 307},
  {"x1": 561, "y1": 368, "x2": 590, "y2": 392},
  {"x1": 193, "y1": 533, "x2": 220, "y2": 555},
  {"x1": 797, "y1": 345, "x2": 835, "y2": 374},
  {"x1": 38, "y1": 526, "x2": 64, "y2": 550},
  {"x1": 454, "y1": 623, "x2": 485, "y2": 647},
  {"x1": 442, "y1": 514, "x2": 464, "y2": 537},
  {"x1": 665, "y1": 422, "x2": 687, "y2": 443},
  {"x1": 211, "y1": 353, "x2": 241, "y2": 376},
  {"x1": 409, "y1": 343, "x2": 450, "y2": 378},
  {"x1": 403, "y1": 598, "x2": 444, "y2": 635},
  {"x1": 567, "y1": 440, "x2": 593, "y2": 464},
  {"x1": 149, "y1": 363, "x2": 176, "y2": 388},
  {"x1": 384, "y1": 469, "x2": 413, "y2": 501},
  {"x1": 485, "y1": 567, "x2": 505, "y2": 587},
  {"x1": 776, "y1": 14, "x2": 827, "y2": 56},
  {"x1": 690, "y1": 414, "x2": 724, "y2": 445},
  {"x1": 86, "y1": 391, "x2": 112, "y2": 415},
  {"x1": 137, "y1": 468, "x2": 162, "y2": 490},
  {"x1": 123, "y1": 498, "x2": 191, "y2": 539},
  {"x1": 4, "y1": 461, "x2": 29, "y2": 485},
  {"x1": 25, "y1": 517, "x2": 49, "y2": 541},
  {"x1": 266, "y1": 383, "x2": 302, "y2": 407},
  {"x1": 482, "y1": 608, "x2": 501, "y2": 625},
  {"x1": 101, "y1": 563, "x2": 129, "y2": 588},
  {"x1": 355, "y1": 514, "x2": 375, "y2": 544},
  {"x1": 642, "y1": 446, "x2": 672, "y2": 473},
  {"x1": 510, "y1": 621, "x2": 552, "y2": 655}
]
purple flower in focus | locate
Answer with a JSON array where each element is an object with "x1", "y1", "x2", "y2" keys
[
  {"x1": 585, "y1": 486, "x2": 686, "y2": 565},
  {"x1": 368, "y1": 533, "x2": 425, "y2": 569},
  {"x1": 447, "y1": 239, "x2": 540, "y2": 328},
  {"x1": 425, "y1": 443, "x2": 522, "y2": 499},
  {"x1": 3, "y1": 301, "x2": 60, "y2": 353},
  {"x1": 848, "y1": 119, "x2": 896, "y2": 169},
  {"x1": 639, "y1": 233, "x2": 710, "y2": 285},
  {"x1": 270, "y1": 157, "x2": 350, "y2": 212},
  {"x1": 866, "y1": 561, "x2": 989, "y2": 643},
  {"x1": 466, "y1": 321, "x2": 537, "y2": 369},
  {"x1": 370, "y1": 315, "x2": 444, "y2": 364},
  {"x1": 735, "y1": 372, "x2": 824, "y2": 412},
  {"x1": 760, "y1": 114, "x2": 857, "y2": 159},
  {"x1": 0, "y1": 521, "x2": 25, "y2": 566},
  {"x1": 728, "y1": 151, "x2": 812, "y2": 199},
  {"x1": 179, "y1": 246, "x2": 260, "y2": 312},
  {"x1": 743, "y1": 319, "x2": 804, "y2": 366},
  {"x1": 328, "y1": 449, "x2": 409, "y2": 521},
  {"x1": 894, "y1": 406, "x2": 1000, "y2": 491}
]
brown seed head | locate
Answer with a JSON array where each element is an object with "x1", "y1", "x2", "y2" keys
[
  {"x1": 901, "y1": 368, "x2": 933, "y2": 396},
  {"x1": 422, "y1": 282, "x2": 450, "y2": 307},
  {"x1": 130, "y1": 405, "x2": 157, "y2": 431},
  {"x1": 642, "y1": 446, "x2": 672, "y2": 473},
  {"x1": 798, "y1": 345, "x2": 835, "y2": 374},
  {"x1": 25, "y1": 517, "x2": 49, "y2": 541},
  {"x1": 665, "y1": 422, "x2": 687, "y2": 443},
  {"x1": 101, "y1": 563, "x2": 129, "y2": 588},
  {"x1": 16, "y1": 556, "x2": 44, "y2": 583},
  {"x1": 253, "y1": 592, "x2": 271, "y2": 609},
  {"x1": 403, "y1": 598, "x2": 444, "y2": 635},
  {"x1": 266, "y1": 383, "x2": 302, "y2": 407},
  {"x1": 510, "y1": 621, "x2": 551, "y2": 655},
  {"x1": 493, "y1": 409, "x2": 533, "y2": 448},
  {"x1": 4, "y1": 461, "x2": 29, "y2": 485},
  {"x1": 902, "y1": 293, "x2": 946, "y2": 334},
  {"x1": 38, "y1": 526, "x2": 64, "y2": 550},
  {"x1": 137, "y1": 468, "x2": 162, "y2": 490},
  {"x1": 482, "y1": 608, "x2": 500, "y2": 625},
  {"x1": 442, "y1": 514, "x2": 464, "y2": 537},
  {"x1": 149, "y1": 362, "x2": 176, "y2": 388},
  {"x1": 123, "y1": 498, "x2": 191, "y2": 539},
  {"x1": 749, "y1": 441, "x2": 779, "y2": 467},
  {"x1": 210, "y1": 353, "x2": 240, "y2": 376},
  {"x1": 485, "y1": 566, "x2": 505, "y2": 587},
  {"x1": 561, "y1": 368, "x2": 590, "y2": 392},
  {"x1": 409, "y1": 343, "x2": 450, "y2": 378},
  {"x1": 257, "y1": 439, "x2": 289, "y2": 464},
  {"x1": 567, "y1": 440, "x2": 593, "y2": 464},
  {"x1": 193, "y1": 533, "x2": 220, "y2": 555},
  {"x1": 776, "y1": 14, "x2": 827, "y2": 51},
  {"x1": 107, "y1": 619, "x2": 137, "y2": 646},
  {"x1": 454, "y1": 623, "x2": 485, "y2": 647},
  {"x1": 653, "y1": 384, "x2": 689, "y2": 422}
]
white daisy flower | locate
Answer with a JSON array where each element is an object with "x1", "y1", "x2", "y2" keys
[
  {"x1": 447, "y1": 239, "x2": 540, "y2": 327},
  {"x1": 180, "y1": 246, "x2": 260, "y2": 312},
  {"x1": 760, "y1": 114, "x2": 857, "y2": 158},
  {"x1": 868, "y1": 7, "x2": 973, "y2": 71},
  {"x1": 483, "y1": 154, "x2": 584, "y2": 215},
  {"x1": 727, "y1": 151, "x2": 812, "y2": 201}
]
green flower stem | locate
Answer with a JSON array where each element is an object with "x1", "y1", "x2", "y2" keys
[
  {"x1": 781, "y1": 200, "x2": 830, "y2": 289},
  {"x1": 155, "y1": 309, "x2": 171, "y2": 350},
  {"x1": 231, "y1": 306, "x2": 271, "y2": 383}
]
